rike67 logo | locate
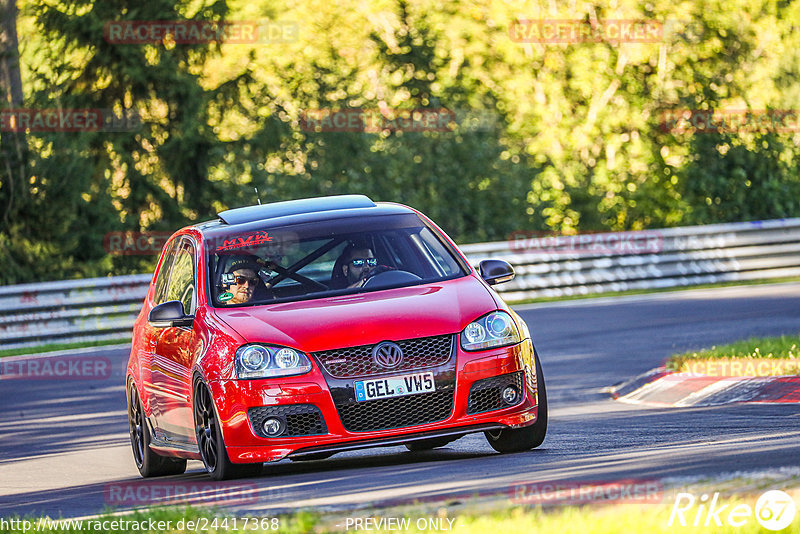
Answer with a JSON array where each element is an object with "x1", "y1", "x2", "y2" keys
[{"x1": 668, "y1": 490, "x2": 796, "y2": 530}]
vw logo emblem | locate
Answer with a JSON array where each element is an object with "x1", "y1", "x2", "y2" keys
[{"x1": 372, "y1": 341, "x2": 403, "y2": 369}]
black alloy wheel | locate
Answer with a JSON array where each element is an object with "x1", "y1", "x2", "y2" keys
[
  {"x1": 128, "y1": 381, "x2": 187, "y2": 477},
  {"x1": 194, "y1": 378, "x2": 262, "y2": 480}
]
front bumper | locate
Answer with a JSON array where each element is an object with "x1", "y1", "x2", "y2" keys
[{"x1": 208, "y1": 339, "x2": 540, "y2": 463}]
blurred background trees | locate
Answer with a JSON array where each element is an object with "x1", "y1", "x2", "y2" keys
[{"x1": 0, "y1": 0, "x2": 798, "y2": 283}]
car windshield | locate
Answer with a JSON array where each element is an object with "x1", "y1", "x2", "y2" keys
[{"x1": 206, "y1": 213, "x2": 467, "y2": 306}]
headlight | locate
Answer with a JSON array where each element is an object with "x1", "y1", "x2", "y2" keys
[
  {"x1": 239, "y1": 345, "x2": 270, "y2": 372},
  {"x1": 235, "y1": 345, "x2": 312, "y2": 379},
  {"x1": 460, "y1": 311, "x2": 521, "y2": 351},
  {"x1": 275, "y1": 347, "x2": 300, "y2": 368}
]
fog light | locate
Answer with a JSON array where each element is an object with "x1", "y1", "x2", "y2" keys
[
  {"x1": 262, "y1": 417, "x2": 285, "y2": 437},
  {"x1": 502, "y1": 386, "x2": 519, "y2": 405}
]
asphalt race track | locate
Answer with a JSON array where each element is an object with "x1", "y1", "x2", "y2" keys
[{"x1": 2, "y1": 283, "x2": 800, "y2": 519}]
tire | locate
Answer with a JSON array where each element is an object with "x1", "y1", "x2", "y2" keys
[
  {"x1": 484, "y1": 351, "x2": 548, "y2": 453},
  {"x1": 128, "y1": 382, "x2": 187, "y2": 477},
  {"x1": 194, "y1": 378, "x2": 262, "y2": 480},
  {"x1": 405, "y1": 437, "x2": 453, "y2": 451}
]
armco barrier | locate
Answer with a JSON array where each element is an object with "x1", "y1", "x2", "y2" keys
[
  {"x1": 1, "y1": 218, "x2": 799, "y2": 351},
  {"x1": 459, "y1": 218, "x2": 800, "y2": 301},
  {"x1": 0, "y1": 275, "x2": 151, "y2": 351}
]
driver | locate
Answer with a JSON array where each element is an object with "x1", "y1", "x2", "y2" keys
[
  {"x1": 219, "y1": 255, "x2": 263, "y2": 305},
  {"x1": 340, "y1": 244, "x2": 377, "y2": 289}
]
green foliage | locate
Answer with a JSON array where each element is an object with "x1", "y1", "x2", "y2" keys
[{"x1": 679, "y1": 132, "x2": 800, "y2": 223}]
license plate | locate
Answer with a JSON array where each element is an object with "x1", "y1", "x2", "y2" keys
[{"x1": 354, "y1": 372, "x2": 435, "y2": 402}]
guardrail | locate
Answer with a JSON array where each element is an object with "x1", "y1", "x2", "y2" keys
[
  {"x1": 460, "y1": 218, "x2": 800, "y2": 301},
  {"x1": 0, "y1": 275, "x2": 152, "y2": 351},
  {"x1": 2, "y1": 218, "x2": 799, "y2": 351}
]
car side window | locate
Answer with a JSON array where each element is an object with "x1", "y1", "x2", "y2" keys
[
  {"x1": 164, "y1": 239, "x2": 197, "y2": 315},
  {"x1": 153, "y1": 239, "x2": 178, "y2": 305}
]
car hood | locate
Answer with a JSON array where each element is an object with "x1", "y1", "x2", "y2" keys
[{"x1": 212, "y1": 275, "x2": 496, "y2": 352}]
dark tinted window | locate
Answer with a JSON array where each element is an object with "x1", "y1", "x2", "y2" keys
[
  {"x1": 164, "y1": 239, "x2": 196, "y2": 314},
  {"x1": 153, "y1": 239, "x2": 178, "y2": 305},
  {"x1": 206, "y1": 214, "x2": 466, "y2": 306}
]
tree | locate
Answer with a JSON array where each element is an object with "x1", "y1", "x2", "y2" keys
[{"x1": 0, "y1": 0, "x2": 29, "y2": 281}]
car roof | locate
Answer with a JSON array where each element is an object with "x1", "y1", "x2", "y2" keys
[
  {"x1": 194, "y1": 195, "x2": 417, "y2": 235},
  {"x1": 217, "y1": 194, "x2": 377, "y2": 225}
]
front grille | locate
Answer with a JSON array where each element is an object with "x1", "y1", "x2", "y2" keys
[
  {"x1": 248, "y1": 405, "x2": 327, "y2": 438},
  {"x1": 312, "y1": 334, "x2": 454, "y2": 378},
  {"x1": 467, "y1": 371, "x2": 524, "y2": 414},
  {"x1": 336, "y1": 387, "x2": 455, "y2": 432}
]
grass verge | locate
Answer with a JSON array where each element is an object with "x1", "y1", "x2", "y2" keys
[
  {"x1": 4, "y1": 494, "x2": 800, "y2": 534},
  {"x1": 667, "y1": 334, "x2": 800, "y2": 373},
  {"x1": 0, "y1": 338, "x2": 131, "y2": 358}
]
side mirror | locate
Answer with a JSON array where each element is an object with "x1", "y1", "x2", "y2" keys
[
  {"x1": 148, "y1": 300, "x2": 194, "y2": 328},
  {"x1": 479, "y1": 259, "x2": 515, "y2": 286}
]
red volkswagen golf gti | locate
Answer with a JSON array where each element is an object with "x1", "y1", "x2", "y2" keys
[{"x1": 127, "y1": 195, "x2": 547, "y2": 480}]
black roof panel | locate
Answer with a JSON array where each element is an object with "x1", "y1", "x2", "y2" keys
[
  {"x1": 202, "y1": 204, "x2": 416, "y2": 242},
  {"x1": 217, "y1": 195, "x2": 376, "y2": 225}
]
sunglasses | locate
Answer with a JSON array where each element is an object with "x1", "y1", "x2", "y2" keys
[
  {"x1": 235, "y1": 275, "x2": 259, "y2": 285},
  {"x1": 350, "y1": 258, "x2": 377, "y2": 267}
]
